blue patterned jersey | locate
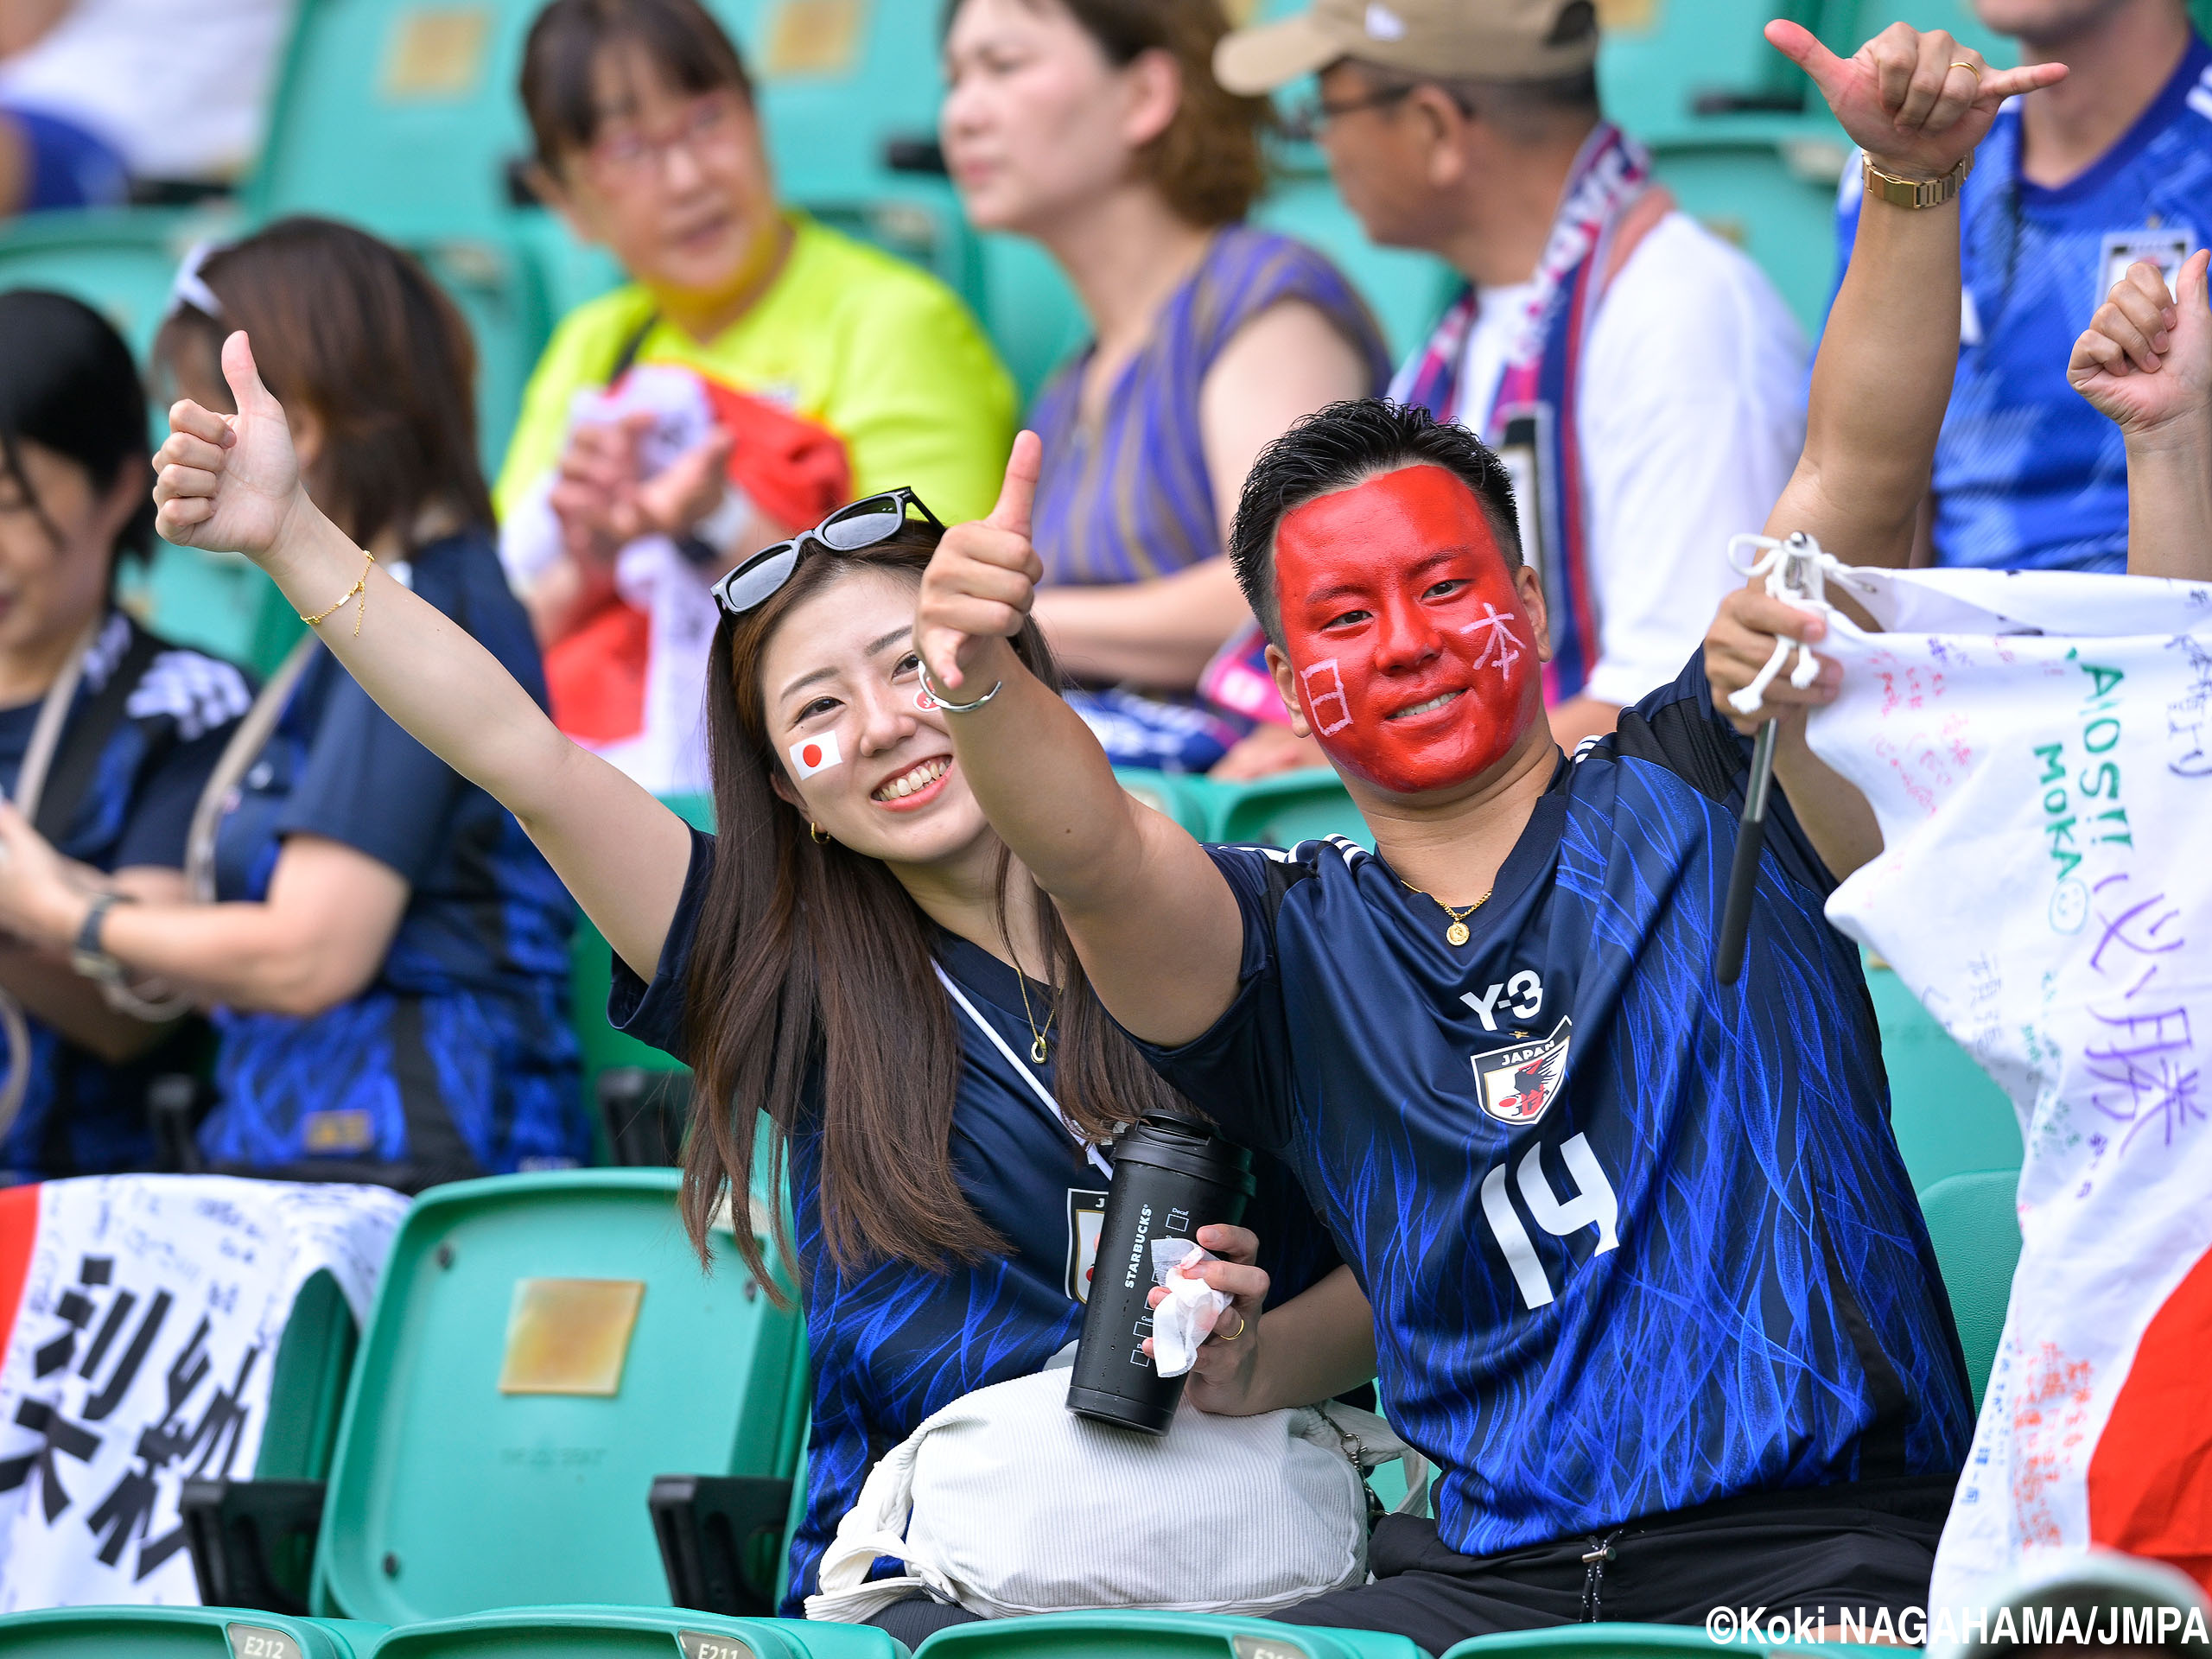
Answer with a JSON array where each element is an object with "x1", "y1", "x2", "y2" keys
[
  {"x1": 1139, "y1": 654, "x2": 1974, "y2": 1560},
  {"x1": 197, "y1": 530, "x2": 584, "y2": 1183},
  {"x1": 0, "y1": 613, "x2": 249, "y2": 1180},
  {"x1": 1831, "y1": 35, "x2": 2212, "y2": 574},
  {"x1": 613, "y1": 826, "x2": 1344, "y2": 1614}
]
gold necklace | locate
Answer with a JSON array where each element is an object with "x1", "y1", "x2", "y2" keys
[
  {"x1": 1399, "y1": 878, "x2": 1492, "y2": 947},
  {"x1": 1014, "y1": 966, "x2": 1053, "y2": 1064}
]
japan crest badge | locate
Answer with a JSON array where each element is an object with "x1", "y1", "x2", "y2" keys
[{"x1": 1472, "y1": 1017, "x2": 1572, "y2": 1127}]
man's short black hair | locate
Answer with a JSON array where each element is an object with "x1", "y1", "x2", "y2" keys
[{"x1": 1229, "y1": 398, "x2": 1523, "y2": 647}]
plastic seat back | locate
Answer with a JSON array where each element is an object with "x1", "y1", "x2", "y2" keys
[
  {"x1": 1441, "y1": 1628, "x2": 1892, "y2": 1658},
  {"x1": 1863, "y1": 963, "x2": 2023, "y2": 1192},
  {"x1": 1211, "y1": 771, "x2": 1372, "y2": 851},
  {"x1": 918, "y1": 1611, "x2": 1426, "y2": 1659},
  {"x1": 1916, "y1": 1168, "x2": 2024, "y2": 1407},
  {"x1": 312, "y1": 1170, "x2": 806, "y2": 1624},
  {"x1": 569, "y1": 794, "x2": 715, "y2": 1098},
  {"x1": 372, "y1": 1605, "x2": 904, "y2": 1659},
  {"x1": 0, "y1": 1609, "x2": 382, "y2": 1659}
]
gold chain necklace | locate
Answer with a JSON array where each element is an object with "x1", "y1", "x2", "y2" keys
[
  {"x1": 1399, "y1": 878, "x2": 1492, "y2": 947},
  {"x1": 1014, "y1": 968, "x2": 1053, "y2": 1064}
]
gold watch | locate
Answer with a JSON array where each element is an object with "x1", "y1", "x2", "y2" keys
[{"x1": 1862, "y1": 152, "x2": 1973, "y2": 209}]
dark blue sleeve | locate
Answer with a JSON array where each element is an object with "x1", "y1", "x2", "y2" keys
[
  {"x1": 112, "y1": 721, "x2": 235, "y2": 870},
  {"x1": 1607, "y1": 648, "x2": 1837, "y2": 899},
  {"x1": 607, "y1": 826, "x2": 716, "y2": 1063},
  {"x1": 1127, "y1": 843, "x2": 1302, "y2": 1156},
  {"x1": 273, "y1": 665, "x2": 461, "y2": 883}
]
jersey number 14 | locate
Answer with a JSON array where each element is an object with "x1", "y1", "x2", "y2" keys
[{"x1": 1478, "y1": 1133, "x2": 1620, "y2": 1310}]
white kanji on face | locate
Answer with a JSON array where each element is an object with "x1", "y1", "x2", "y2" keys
[
  {"x1": 1459, "y1": 604, "x2": 1523, "y2": 677},
  {"x1": 1300, "y1": 658, "x2": 1353, "y2": 735}
]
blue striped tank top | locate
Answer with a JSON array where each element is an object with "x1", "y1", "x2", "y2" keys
[{"x1": 1029, "y1": 226, "x2": 1391, "y2": 588}]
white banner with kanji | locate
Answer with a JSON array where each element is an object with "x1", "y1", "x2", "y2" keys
[
  {"x1": 1806, "y1": 565, "x2": 2212, "y2": 1615},
  {"x1": 0, "y1": 1175, "x2": 407, "y2": 1611}
]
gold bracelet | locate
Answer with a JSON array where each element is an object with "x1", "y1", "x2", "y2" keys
[
  {"x1": 1861, "y1": 151, "x2": 1973, "y2": 210},
  {"x1": 301, "y1": 550, "x2": 377, "y2": 635}
]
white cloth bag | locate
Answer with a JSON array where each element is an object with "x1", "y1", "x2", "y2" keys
[
  {"x1": 1803, "y1": 564, "x2": 2212, "y2": 1618},
  {"x1": 805, "y1": 1359, "x2": 1423, "y2": 1624}
]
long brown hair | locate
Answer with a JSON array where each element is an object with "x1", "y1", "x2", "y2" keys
[
  {"x1": 680, "y1": 524, "x2": 1186, "y2": 1287},
  {"x1": 153, "y1": 218, "x2": 494, "y2": 551}
]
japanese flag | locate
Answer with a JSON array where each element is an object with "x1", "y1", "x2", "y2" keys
[
  {"x1": 1804, "y1": 564, "x2": 2212, "y2": 1614},
  {"x1": 789, "y1": 733, "x2": 841, "y2": 779}
]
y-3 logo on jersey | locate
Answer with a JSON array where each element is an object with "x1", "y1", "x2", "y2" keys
[
  {"x1": 1480, "y1": 1133, "x2": 1620, "y2": 1310},
  {"x1": 1461, "y1": 970, "x2": 1543, "y2": 1032}
]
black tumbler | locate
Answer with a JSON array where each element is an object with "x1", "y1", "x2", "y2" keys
[{"x1": 1065, "y1": 1112, "x2": 1256, "y2": 1434}]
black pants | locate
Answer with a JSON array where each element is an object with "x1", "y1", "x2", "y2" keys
[{"x1": 1274, "y1": 1476, "x2": 1956, "y2": 1658}]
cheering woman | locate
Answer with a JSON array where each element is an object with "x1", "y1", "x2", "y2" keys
[{"x1": 148, "y1": 334, "x2": 1357, "y2": 1638}]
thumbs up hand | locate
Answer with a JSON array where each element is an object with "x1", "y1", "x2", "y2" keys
[
  {"x1": 153, "y1": 331, "x2": 311, "y2": 565},
  {"x1": 1766, "y1": 18, "x2": 2065, "y2": 182},
  {"x1": 916, "y1": 430, "x2": 1046, "y2": 692}
]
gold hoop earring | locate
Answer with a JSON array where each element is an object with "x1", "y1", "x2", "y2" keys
[{"x1": 810, "y1": 822, "x2": 830, "y2": 845}]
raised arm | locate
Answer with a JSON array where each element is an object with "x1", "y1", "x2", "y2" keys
[
  {"x1": 2068, "y1": 250, "x2": 2212, "y2": 582},
  {"x1": 1764, "y1": 22, "x2": 2065, "y2": 563},
  {"x1": 1707, "y1": 22, "x2": 2067, "y2": 882},
  {"x1": 152, "y1": 333, "x2": 692, "y2": 978},
  {"x1": 914, "y1": 435, "x2": 1245, "y2": 1046}
]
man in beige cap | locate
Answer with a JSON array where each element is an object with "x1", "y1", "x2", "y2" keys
[{"x1": 1214, "y1": 0, "x2": 1807, "y2": 749}]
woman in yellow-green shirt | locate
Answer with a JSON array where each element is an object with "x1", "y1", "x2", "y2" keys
[{"x1": 498, "y1": 0, "x2": 1014, "y2": 792}]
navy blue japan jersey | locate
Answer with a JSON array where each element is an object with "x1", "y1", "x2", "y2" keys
[
  {"x1": 198, "y1": 531, "x2": 584, "y2": 1182},
  {"x1": 1140, "y1": 654, "x2": 1974, "y2": 1562},
  {"x1": 613, "y1": 826, "x2": 1343, "y2": 1615},
  {"x1": 1831, "y1": 36, "x2": 2212, "y2": 574},
  {"x1": 0, "y1": 613, "x2": 249, "y2": 1180}
]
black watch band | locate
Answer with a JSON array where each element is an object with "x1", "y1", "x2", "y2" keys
[{"x1": 71, "y1": 891, "x2": 131, "y2": 985}]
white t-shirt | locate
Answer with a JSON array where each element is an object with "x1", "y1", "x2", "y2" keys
[
  {"x1": 0, "y1": 0, "x2": 289, "y2": 178},
  {"x1": 1406, "y1": 212, "x2": 1808, "y2": 709}
]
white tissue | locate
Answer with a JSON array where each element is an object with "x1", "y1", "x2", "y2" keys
[{"x1": 1149, "y1": 1237, "x2": 1231, "y2": 1379}]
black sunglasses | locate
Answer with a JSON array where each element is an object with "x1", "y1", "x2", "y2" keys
[{"x1": 709, "y1": 487, "x2": 944, "y2": 617}]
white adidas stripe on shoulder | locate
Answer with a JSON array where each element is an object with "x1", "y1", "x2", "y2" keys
[
  {"x1": 126, "y1": 649, "x2": 253, "y2": 741},
  {"x1": 76, "y1": 613, "x2": 134, "y2": 696}
]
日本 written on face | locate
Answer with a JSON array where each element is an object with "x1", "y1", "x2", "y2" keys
[{"x1": 1275, "y1": 465, "x2": 1541, "y2": 795}]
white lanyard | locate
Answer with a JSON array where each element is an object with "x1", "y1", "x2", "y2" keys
[{"x1": 933, "y1": 961, "x2": 1114, "y2": 1179}]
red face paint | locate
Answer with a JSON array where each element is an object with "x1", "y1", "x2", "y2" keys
[{"x1": 1274, "y1": 465, "x2": 1540, "y2": 794}]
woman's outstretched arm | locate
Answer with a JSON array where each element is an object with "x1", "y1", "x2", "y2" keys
[{"x1": 153, "y1": 331, "x2": 693, "y2": 978}]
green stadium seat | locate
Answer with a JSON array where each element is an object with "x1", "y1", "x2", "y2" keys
[
  {"x1": 1863, "y1": 963, "x2": 2023, "y2": 1192},
  {"x1": 371, "y1": 1605, "x2": 904, "y2": 1659},
  {"x1": 1114, "y1": 769, "x2": 1217, "y2": 839},
  {"x1": 0, "y1": 205, "x2": 227, "y2": 356},
  {"x1": 1916, "y1": 1168, "x2": 2023, "y2": 1407},
  {"x1": 0, "y1": 1608, "x2": 384, "y2": 1659},
  {"x1": 1211, "y1": 770, "x2": 1371, "y2": 850},
  {"x1": 1441, "y1": 1628, "x2": 1891, "y2": 1658},
  {"x1": 183, "y1": 1169, "x2": 804, "y2": 1624},
  {"x1": 917, "y1": 1611, "x2": 1426, "y2": 1659}
]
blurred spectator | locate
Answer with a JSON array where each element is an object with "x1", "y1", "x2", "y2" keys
[
  {"x1": 944, "y1": 0, "x2": 1388, "y2": 776},
  {"x1": 1831, "y1": 0, "x2": 2206, "y2": 573},
  {"x1": 0, "y1": 0, "x2": 290, "y2": 211},
  {"x1": 499, "y1": 0, "x2": 1015, "y2": 794},
  {"x1": 0, "y1": 290, "x2": 248, "y2": 1181},
  {"x1": 0, "y1": 221, "x2": 588, "y2": 1189},
  {"x1": 1215, "y1": 0, "x2": 1807, "y2": 753}
]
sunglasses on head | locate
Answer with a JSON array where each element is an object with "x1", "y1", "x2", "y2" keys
[{"x1": 709, "y1": 487, "x2": 944, "y2": 617}]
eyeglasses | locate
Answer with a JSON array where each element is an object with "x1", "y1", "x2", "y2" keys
[
  {"x1": 584, "y1": 92, "x2": 745, "y2": 185},
  {"x1": 1281, "y1": 82, "x2": 1417, "y2": 143},
  {"x1": 710, "y1": 487, "x2": 945, "y2": 617}
]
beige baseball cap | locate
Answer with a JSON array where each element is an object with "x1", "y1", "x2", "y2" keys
[{"x1": 1214, "y1": 0, "x2": 1599, "y2": 95}]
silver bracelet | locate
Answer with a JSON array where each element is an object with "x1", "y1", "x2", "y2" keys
[{"x1": 919, "y1": 664, "x2": 1003, "y2": 715}]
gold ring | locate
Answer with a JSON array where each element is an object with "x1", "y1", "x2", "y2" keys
[
  {"x1": 1213, "y1": 1308, "x2": 1247, "y2": 1343},
  {"x1": 1950, "y1": 60, "x2": 1981, "y2": 80}
]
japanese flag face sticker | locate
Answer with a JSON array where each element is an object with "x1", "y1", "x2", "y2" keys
[{"x1": 789, "y1": 732, "x2": 842, "y2": 779}]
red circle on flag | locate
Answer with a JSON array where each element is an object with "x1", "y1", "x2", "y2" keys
[{"x1": 801, "y1": 743, "x2": 823, "y2": 768}]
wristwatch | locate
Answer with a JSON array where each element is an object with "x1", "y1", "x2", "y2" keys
[
  {"x1": 1862, "y1": 151, "x2": 1973, "y2": 209},
  {"x1": 678, "y1": 485, "x2": 752, "y2": 567},
  {"x1": 71, "y1": 891, "x2": 134, "y2": 986}
]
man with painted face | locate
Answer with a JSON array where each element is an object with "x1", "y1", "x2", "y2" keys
[{"x1": 918, "y1": 20, "x2": 2065, "y2": 1650}]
